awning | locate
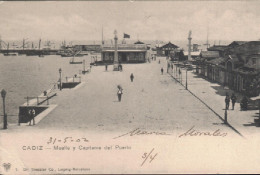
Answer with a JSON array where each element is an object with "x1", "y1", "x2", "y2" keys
[{"x1": 237, "y1": 66, "x2": 258, "y2": 75}]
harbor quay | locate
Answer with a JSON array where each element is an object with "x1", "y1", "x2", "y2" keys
[
  {"x1": 0, "y1": 57, "x2": 239, "y2": 138},
  {"x1": 1, "y1": 57, "x2": 247, "y2": 173}
]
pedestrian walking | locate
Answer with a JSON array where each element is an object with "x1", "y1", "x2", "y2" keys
[
  {"x1": 161, "y1": 67, "x2": 164, "y2": 75},
  {"x1": 167, "y1": 62, "x2": 170, "y2": 73},
  {"x1": 231, "y1": 93, "x2": 237, "y2": 110},
  {"x1": 130, "y1": 73, "x2": 134, "y2": 82},
  {"x1": 117, "y1": 85, "x2": 123, "y2": 102},
  {"x1": 118, "y1": 64, "x2": 123, "y2": 71},
  {"x1": 225, "y1": 94, "x2": 230, "y2": 110},
  {"x1": 105, "y1": 64, "x2": 108, "y2": 71}
]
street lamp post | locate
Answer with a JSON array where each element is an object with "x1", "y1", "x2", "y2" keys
[
  {"x1": 180, "y1": 68, "x2": 182, "y2": 84},
  {"x1": 224, "y1": 108, "x2": 228, "y2": 124},
  {"x1": 59, "y1": 68, "x2": 62, "y2": 91},
  {"x1": 1, "y1": 89, "x2": 7, "y2": 129},
  {"x1": 185, "y1": 68, "x2": 188, "y2": 90}
]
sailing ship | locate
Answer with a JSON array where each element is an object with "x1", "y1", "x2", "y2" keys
[{"x1": 3, "y1": 42, "x2": 18, "y2": 56}]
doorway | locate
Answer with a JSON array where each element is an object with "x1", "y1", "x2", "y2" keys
[{"x1": 122, "y1": 53, "x2": 127, "y2": 62}]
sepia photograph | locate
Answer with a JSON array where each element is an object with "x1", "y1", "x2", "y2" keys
[{"x1": 0, "y1": 0, "x2": 260, "y2": 174}]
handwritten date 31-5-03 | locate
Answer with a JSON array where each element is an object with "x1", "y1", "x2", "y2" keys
[{"x1": 47, "y1": 137, "x2": 89, "y2": 144}]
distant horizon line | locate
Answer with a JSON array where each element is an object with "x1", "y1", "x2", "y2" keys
[{"x1": 1, "y1": 38, "x2": 259, "y2": 42}]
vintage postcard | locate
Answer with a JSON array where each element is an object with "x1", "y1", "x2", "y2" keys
[{"x1": 0, "y1": 0, "x2": 260, "y2": 174}]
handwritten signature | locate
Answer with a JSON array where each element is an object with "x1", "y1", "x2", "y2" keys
[
  {"x1": 47, "y1": 137, "x2": 89, "y2": 144},
  {"x1": 113, "y1": 128, "x2": 171, "y2": 139},
  {"x1": 141, "y1": 148, "x2": 158, "y2": 166},
  {"x1": 179, "y1": 126, "x2": 228, "y2": 138}
]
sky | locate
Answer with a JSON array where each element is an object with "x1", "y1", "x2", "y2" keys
[{"x1": 0, "y1": 1, "x2": 260, "y2": 43}]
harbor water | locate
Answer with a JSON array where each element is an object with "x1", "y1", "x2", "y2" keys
[{"x1": 0, "y1": 54, "x2": 96, "y2": 124}]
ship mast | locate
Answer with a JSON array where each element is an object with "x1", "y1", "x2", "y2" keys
[
  {"x1": 188, "y1": 30, "x2": 192, "y2": 61},
  {"x1": 39, "y1": 38, "x2": 41, "y2": 50},
  {"x1": 23, "y1": 38, "x2": 25, "y2": 50},
  {"x1": 22, "y1": 38, "x2": 29, "y2": 50},
  {"x1": 204, "y1": 24, "x2": 210, "y2": 50},
  {"x1": 102, "y1": 26, "x2": 104, "y2": 45}
]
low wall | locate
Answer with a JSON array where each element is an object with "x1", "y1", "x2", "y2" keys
[
  {"x1": 19, "y1": 106, "x2": 48, "y2": 123},
  {"x1": 62, "y1": 82, "x2": 80, "y2": 89}
]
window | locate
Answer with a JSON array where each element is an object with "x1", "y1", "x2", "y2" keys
[{"x1": 252, "y1": 58, "x2": 256, "y2": 65}]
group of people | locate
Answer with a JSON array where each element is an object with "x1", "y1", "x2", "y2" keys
[
  {"x1": 105, "y1": 64, "x2": 123, "y2": 71},
  {"x1": 148, "y1": 56, "x2": 157, "y2": 62},
  {"x1": 225, "y1": 93, "x2": 249, "y2": 111},
  {"x1": 151, "y1": 56, "x2": 156, "y2": 61},
  {"x1": 225, "y1": 93, "x2": 237, "y2": 110}
]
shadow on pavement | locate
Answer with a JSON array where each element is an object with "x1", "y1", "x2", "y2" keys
[
  {"x1": 243, "y1": 123, "x2": 259, "y2": 127},
  {"x1": 211, "y1": 85, "x2": 259, "y2": 110},
  {"x1": 212, "y1": 122, "x2": 226, "y2": 125},
  {"x1": 243, "y1": 114, "x2": 260, "y2": 127}
]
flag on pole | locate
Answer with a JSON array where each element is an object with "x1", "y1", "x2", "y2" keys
[{"x1": 123, "y1": 33, "x2": 130, "y2": 38}]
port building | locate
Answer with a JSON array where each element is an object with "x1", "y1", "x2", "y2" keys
[{"x1": 101, "y1": 44, "x2": 147, "y2": 63}]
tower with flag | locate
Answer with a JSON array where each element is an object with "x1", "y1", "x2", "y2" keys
[{"x1": 101, "y1": 30, "x2": 147, "y2": 64}]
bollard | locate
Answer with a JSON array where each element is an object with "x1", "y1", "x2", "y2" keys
[
  {"x1": 47, "y1": 96, "x2": 49, "y2": 105},
  {"x1": 59, "y1": 68, "x2": 62, "y2": 91},
  {"x1": 185, "y1": 69, "x2": 188, "y2": 90},
  {"x1": 27, "y1": 96, "x2": 29, "y2": 106},
  {"x1": 66, "y1": 77, "x2": 68, "y2": 82},
  {"x1": 224, "y1": 109, "x2": 228, "y2": 124},
  {"x1": 37, "y1": 97, "x2": 39, "y2": 105}
]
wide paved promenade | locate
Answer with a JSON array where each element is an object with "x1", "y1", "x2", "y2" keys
[
  {"x1": 33, "y1": 58, "x2": 236, "y2": 136},
  {"x1": 2, "y1": 59, "x2": 259, "y2": 174}
]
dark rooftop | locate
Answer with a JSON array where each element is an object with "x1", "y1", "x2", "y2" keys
[
  {"x1": 134, "y1": 40, "x2": 145, "y2": 44},
  {"x1": 160, "y1": 42, "x2": 179, "y2": 49}
]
